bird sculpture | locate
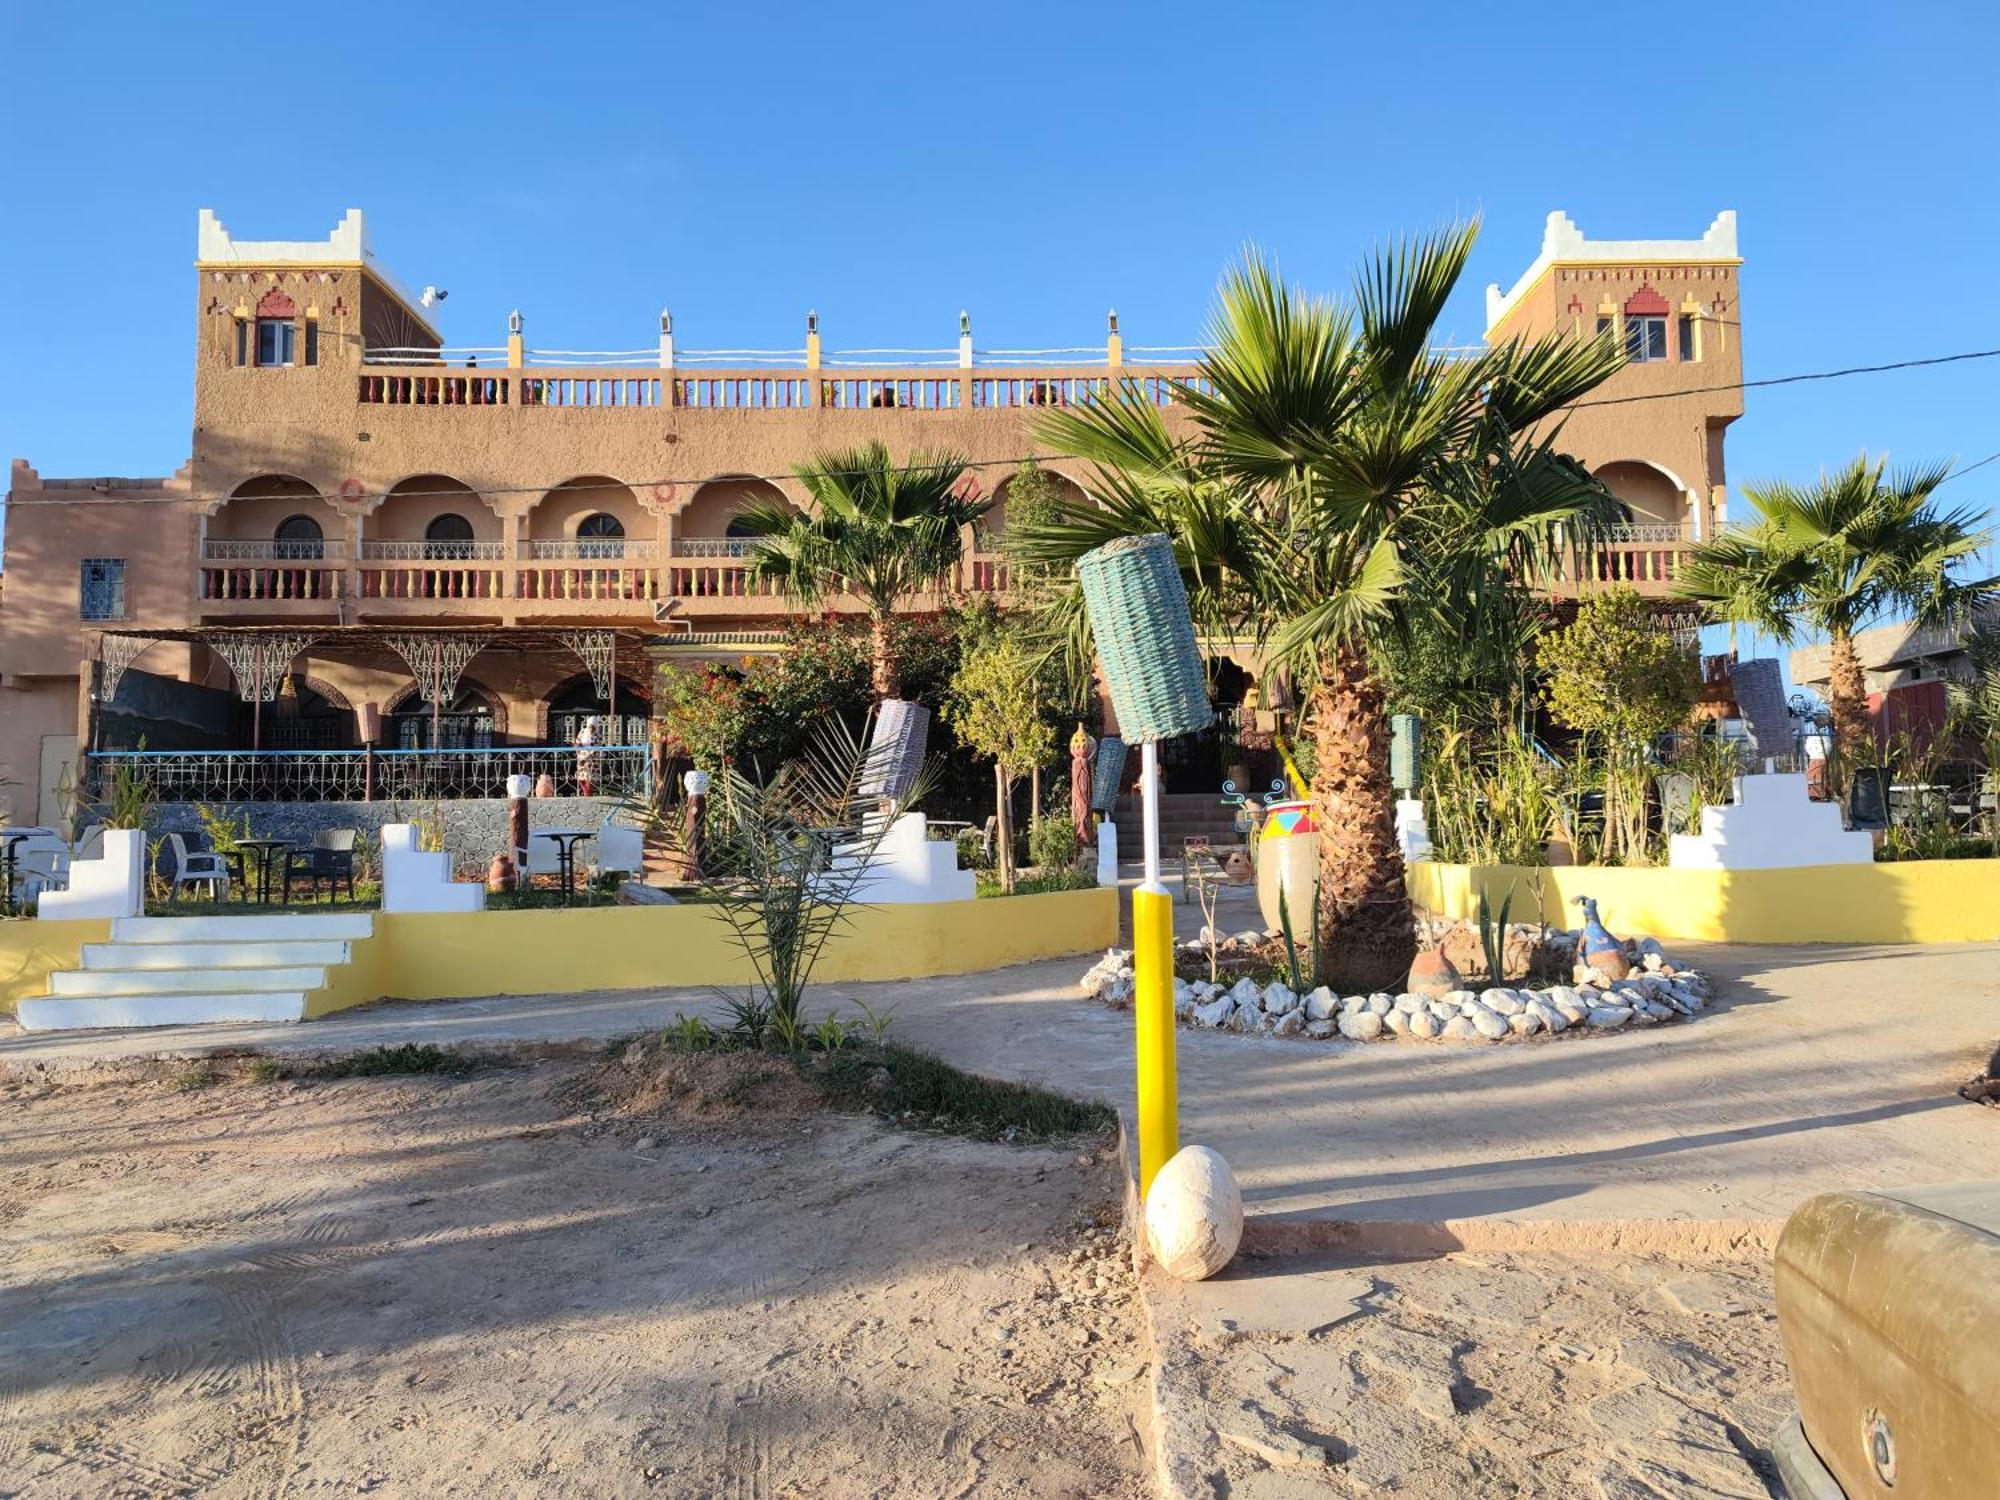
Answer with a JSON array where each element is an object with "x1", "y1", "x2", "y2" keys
[{"x1": 1573, "y1": 895, "x2": 1631, "y2": 982}]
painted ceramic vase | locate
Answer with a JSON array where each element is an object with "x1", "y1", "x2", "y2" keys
[
  {"x1": 1574, "y1": 895, "x2": 1632, "y2": 980},
  {"x1": 1254, "y1": 799, "x2": 1318, "y2": 933}
]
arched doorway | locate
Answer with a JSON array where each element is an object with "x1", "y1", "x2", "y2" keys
[
  {"x1": 424, "y1": 511, "x2": 477, "y2": 560},
  {"x1": 263, "y1": 675, "x2": 352, "y2": 750},
  {"x1": 546, "y1": 672, "x2": 649, "y2": 747},
  {"x1": 576, "y1": 511, "x2": 627, "y2": 559},
  {"x1": 1592, "y1": 460, "x2": 1690, "y2": 532},
  {"x1": 386, "y1": 683, "x2": 498, "y2": 750},
  {"x1": 274, "y1": 514, "x2": 326, "y2": 560}
]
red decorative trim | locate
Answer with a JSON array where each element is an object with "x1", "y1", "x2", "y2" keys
[
  {"x1": 256, "y1": 288, "x2": 298, "y2": 319},
  {"x1": 1623, "y1": 283, "x2": 1670, "y2": 317}
]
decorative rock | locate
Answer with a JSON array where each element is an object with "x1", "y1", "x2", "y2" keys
[
  {"x1": 1143, "y1": 1145, "x2": 1243, "y2": 1281},
  {"x1": 1481, "y1": 988, "x2": 1524, "y2": 1016},
  {"x1": 1406, "y1": 945, "x2": 1464, "y2": 1000},
  {"x1": 1262, "y1": 982, "x2": 1299, "y2": 1016},
  {"x1": 1587, "y1": 1005, "x2": 1634, "y2": 1029},
  {"x1": 1508, "y1": 1010, "x2": 1543, "y2": 1036},
  {"x1": 1274, "y1": 1010, "x2": 1305, "y2": 1038},
  {"x1": 1231, "y1": 929, "x2": 1266, "y2": 948},
  {"x1": 1367, "y1": 992, "x2": 1394, "y2": 1016},
  {"x1": 1409, "y1": 1011, "x2": 1440, "y2": 1040},
  {"x1": 1305, "y1": 1019, "x2": 1338, "y2": 1039},
  {"x1": 1384, "y1": 1009, "x2": 1412, "y2": 1038},
  {"x1": 1394, "y1": 992, "x2": 1424, "y2": 1014},
  {"x1": 1442, "y1": 1016, "x2": 1480, "y2": 1041},
  {"x1": 1171, "y1": 977, "x2": 1192, "y2": 1005},
  {"x1": 1530, "y1": 999, "x2": 1569, "y2": 1033},
  {"x1": 1340, "y1": 994, "x2": 1367, "y2": 1015},
  {"x1": 1338, "y1": 1011, "x2": 1384, "y2": 1041},
  {"x1": 1470, "y1": 1009, "x2": 1510, "y2": 1040},
  {"x1": 1192, "y1": 995, "x2": 1234, "y2": 1028},
  {"x1": 1426, "y1": 999, "x2": 1458, "y2": 1024},
  {"x1": 1303, "y1": 986, "x2": 1338, "y2": 1020},
  {"x1": 1227, "y1": 977, "x2": 1262, "y2": 1009}
]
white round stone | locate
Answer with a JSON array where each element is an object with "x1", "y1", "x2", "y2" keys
[
  {"x1": 1587, "y1": 1005, "x2": 1634, "y2": 1029},
  {"x1": 1262, "y1": 983, "x2": 1299, "y2": 1016},
  {"x1": 1394, "y1": 992, "x2": 1424, "y2": 1014},
  {"x1": 1144, "y1": 1145, "x2": 1244, "y2": 1281},
  {"x1": 1274, "y1": 1010, "x2": 1305, "y2": 1037},
  {"x1": 1305, "y1": 1018, "x2": 1338, "y2": 1039},
  {"x1": 1442, "y1": 1016, "x2": 1480, "y2": 1041},
  {"x1": 1384, "y1": 1009, "x2": 1412, "y2": 1038},
  {"x1": 1471, "y1": 1009, "x2": 1510, "y2": 1040},
  {"x1": 1530, "y1": 999, "x2": 1569, "y2": 1033},
  {"x1": 1509, "y1": 1010, "x2": 1542, "y2": 1036},
  {"x1": 1338, "y1": 1011, "x2": 1384, "y2": 1041},
  {"x1": 1304, "y1": 986, "x2": 1339, "y2": 1021},
  {"x1": 1367, "y1": 993, "x2": 1394, "y2": 1016},
  {"x1": 1409, "y1": 1011, "x2": 1441, "y2": 1040}
]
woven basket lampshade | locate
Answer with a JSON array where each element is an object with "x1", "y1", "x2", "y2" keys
[
  {"x1": 1090, "y1": 736, "x2": 1128, "y2": 815},
  {"x1": 860, "y1": 697, "x2": 930, "y2": 800},
  {"x1": 1075, "y1": 534, "x2": 1213, "y2": 745}
]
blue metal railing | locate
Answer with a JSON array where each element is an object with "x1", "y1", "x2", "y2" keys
[{"x1": 86, "y1": 745, "x2": 652, "y2": 804}]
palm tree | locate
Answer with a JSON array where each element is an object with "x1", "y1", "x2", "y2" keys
[
  {"x1": 735, "y1": 442, "x2": 988, "y2": 700},
  {"x1": 1677, "y1": 455, "x2": 1991, "y2": 760},
  {"x1": 1947, "y1": 622, "x2": 2000, "y2": 853},
  {"x1": 1015, "y1": 227, "x2": 1623, "y2": 989}
]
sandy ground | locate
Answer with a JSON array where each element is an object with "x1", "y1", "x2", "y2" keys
[
  {"x1": 0, "y1": 1058, "x2": 1150, "y2": 1498},
  {"x1": 1147, "y1": 1247, "x2": 1792, "y2": 1499}
]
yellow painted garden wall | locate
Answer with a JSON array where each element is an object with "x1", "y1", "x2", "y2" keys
[
  {"x1": 1409, "y1": 860, "x2": 2000, "y2": 945},
  {"x1": 0, "y1": 920, "x2": 109, "y2": 1017},
  {"x1": 306, "y1": 886, "x2": 1118, "y2": 1017}
]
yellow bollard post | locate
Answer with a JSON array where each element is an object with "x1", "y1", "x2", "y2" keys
[
  {"x1": 1132, "y1": 739, "x2": 1179, "y2": 1197},
  {"x1": 1132, "y1": 881, "x2": 1178, "y2": 1197}
]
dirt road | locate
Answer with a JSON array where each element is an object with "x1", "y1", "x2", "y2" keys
[{"x1": 0, "y1": 1057, "x2": 1149, "y2": 1498}]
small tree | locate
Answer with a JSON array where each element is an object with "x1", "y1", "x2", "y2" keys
[
  {"x1": 1537, "y1": 589, "x2": 1698, "y2": 864},
  {"x1": 944, "y1": 637, "x2": 1057, "y2": 892}
]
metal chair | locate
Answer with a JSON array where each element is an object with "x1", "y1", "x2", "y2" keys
[
  {"x1": 285, "y1": 829, "x2": 358, "y2": 902},
  {"x1": 167, "y1": 832, "x2": 232, "y2": 902}
]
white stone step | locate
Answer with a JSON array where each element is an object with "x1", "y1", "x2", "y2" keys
[
  {"x1": 110, "y1": 913, "x2": 374, "y2": 945},
  {"x1": 15, "y1": 991, "x2": 310, "y2": 1031},
  {"x1": 80, "y1": 939, "x2": 352, "y2": 971},
  {"x1": 48, "y1": 965, "x2": 328, "y2": 998}
]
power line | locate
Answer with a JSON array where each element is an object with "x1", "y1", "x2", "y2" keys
[{"x1": 10, "y1": 344, "x2": 2000, "y2": 510}]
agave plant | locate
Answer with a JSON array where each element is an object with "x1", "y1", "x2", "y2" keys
[{"x1": 1015, "y1": 226, "x2": 1622, "y2": 988}]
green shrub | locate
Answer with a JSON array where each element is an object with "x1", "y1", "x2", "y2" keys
[{"x1": 1027, "y1": 814, "x2": 1080, "y2": 872}]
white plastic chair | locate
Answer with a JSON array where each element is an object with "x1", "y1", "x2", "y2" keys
[
  {"x1": 519, "y1": 834, "x2": 566, "y2": 884},
  {"x1": 16, "y1": 844, "x2": 70, "y2": 907},
  {"x1": 167, "y1": 832, "x2": 232, "y2": 901},
  {"x1": 589, "y1": 818, "x2": 645, "y2": 880}
]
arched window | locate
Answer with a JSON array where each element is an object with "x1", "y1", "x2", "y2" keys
[
  {"x1": 274, "y1": 514, "x2": 325, "y2": 560},
  {"x1": 424, "y1": 512, "x2": 476, "y2": 560},
  {"x1": 576, "y1": 511, "x2": 626, "y2": 559}
]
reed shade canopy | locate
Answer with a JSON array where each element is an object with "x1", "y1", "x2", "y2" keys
[
  {"x1": 1074, "y1": 535, "x2": 1214, "y2": 744},
  {"x1": 1091, "y1": 736, "x2": 1129, "y2": 815},
  {"x1": 859, "y1": 697, "x2": 931, "y2": 801}
]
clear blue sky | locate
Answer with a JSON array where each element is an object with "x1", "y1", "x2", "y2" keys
[{"x1": 3, "y1": 0, "x2": 1997, "y2": 630}]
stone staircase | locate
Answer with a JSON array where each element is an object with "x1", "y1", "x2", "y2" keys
[
  {"x1": 1114, "y1": 792, "x2": 1247, "y2": 851},
  {"x1": 15, "y1": 913, "x2": 374, "y2": 1032}
]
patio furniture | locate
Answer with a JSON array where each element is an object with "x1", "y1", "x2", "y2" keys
[
  {"x1": 529, "y1": 827, "x2": 594, "y2": 904},
  {"x1": 234, "y1": 837, "x2": 294, "y2": 904},
  {"x1": 586, "y1": 818, "x2": 645, "y2": 882},
  {"x1": 14, "y1": 844, "x2": 70, "y2": 908},
  {"x1": 1, "y1": 828, "x2": 54, "y2": 912},
  {"x1": 285, "y1": 829, "x2": 358, "y2": 903},
  {"x1": 166, "y1": 832, "x2": 234, "y2": 902}
]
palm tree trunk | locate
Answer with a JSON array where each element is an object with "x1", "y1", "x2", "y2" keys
[
  {"x1": 1309, "y1": 643, "x2": 1415, "y2": 991},
  {"x1": 869, "y1": 613, "x2": 901, "y2": 701},
  {"x1": 1827, "y1": 628, "x2": 1870, "y2": 760}
]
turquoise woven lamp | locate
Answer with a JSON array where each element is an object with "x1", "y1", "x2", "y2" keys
[
  {"x1": 1075, "y1": 534, "x2": 1213, "y2": 744},
  {"x1": 1091, "y1": 736, "x2": 1128, "y2": 815}
]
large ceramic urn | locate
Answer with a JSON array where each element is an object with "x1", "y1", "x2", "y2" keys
[{"x1": 1254, "y1": 799, "x2": 1318, "y2": 933}]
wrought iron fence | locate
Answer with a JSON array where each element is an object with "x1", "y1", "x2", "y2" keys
[{"x1": 86, "y1": 746, "x2": 652, "y2": 803}]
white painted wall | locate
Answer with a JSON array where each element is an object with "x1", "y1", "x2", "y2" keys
[
  {"x1": 1668, "y1": 773, "x2": 1874, "y2": 870},
  {"x1": 381, "y1": 823, "x2": 486, "y2": 912}
]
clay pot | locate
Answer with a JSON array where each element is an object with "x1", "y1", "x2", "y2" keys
[
  {"x1": 1219, "y1": 848, "x2": 1254, "y2": 886},
  {"x1": 487, "y1": 853, "x2": 515, "y2": 891},
  {"x1": 1407, "y1": 945, "x2": 1463, "y2": 999},
  {"x1": 1253, "y1": 799, "x2": 1317, "y2": 931},
  {"x1": 534, "y1": 773, "x2": 557, "y2": 799}
]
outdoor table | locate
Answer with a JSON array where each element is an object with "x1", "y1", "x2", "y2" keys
[
  {"x1": 1, "y1": 828, "x2": 52, "y2": 914},
  {"x1": 531, "y1": 827, "x2": 595, "y2": 905},
  {"x1": 235, "y1": 838, "x2": 293, "y2": 905}
]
